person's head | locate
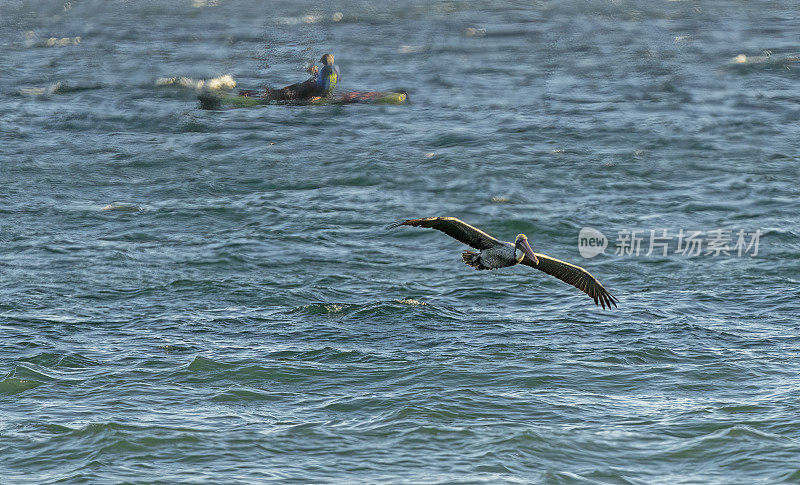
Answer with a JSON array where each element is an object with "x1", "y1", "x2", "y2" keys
[{"x1": 320, "y1": 53, "x2": 334, "y2": 66}]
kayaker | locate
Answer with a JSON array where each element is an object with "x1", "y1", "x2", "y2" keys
[
  {"x1": 314, "y1": 53, "x2": 340, "y2": 97},
  {"x1": 266, "y1": 53, "x2": 339, "y2": 101}
]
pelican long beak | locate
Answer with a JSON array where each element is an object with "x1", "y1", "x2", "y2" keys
[{"x1": 520, "y1": 237, "x2": 539, "y2": 265}]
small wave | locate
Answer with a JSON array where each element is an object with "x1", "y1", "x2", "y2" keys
[
  {"x1": 155, "y1": 74, "x2": 236, "y2": 92},
  {"x1": 186, "y1": 355, "x2": 235, "y2": 372},
  {"x1": 31, "y1": 422, "x2": 204, "y2": 455},
  {"x1": 0, "y1": 377, "x2": 43, "y2": 395},
  {"x1": 493, "y1": 429, "x2": 547, "y2": 447},
  {"x1": 274, "y1": 13, "x2": 336, "y2": 25},
  {"x1": 719, "y1": 424, "x2": 790, "y2": 441},
  {"x1": 268, "y1": 346, "x2": 378, "y2": 364},
  {"x1": 18, "y1": 81, "x2": 103, "y2": 96},
  {"x1": 178, "y1": 119, "x2": 211, "y2": 133},
  {"x1": 288, "y1": 300, "x2": 458, "y2": 322},
  {"x1": 397, "y1": 298, "x2": 428, "y2": 306},
  {"x1": 325, "y1": 175, "x2": 381, "y2": 187},
  {"x1": 191, "y1": 0, "x2": 218, "y2": 7},
  {"x1": 41, "y1": 36, "x2": 82, "y2": 48},
  {"x1": 398, "y1": 45, "x2": 426, "y2": 54},
  {"x1": 181, "y1": 356, "x2": 340, "y2": 384},
  {"x1": 730, "y1": 53, "x2": 768, "y2": 65},
  {"x1": 289, "y1": 303, "x2": 357, "y2": 316},
  {"x1": 542, "y1": 470, "x2": 637, "y2": 485},
  {"x1": 19, "y1": 352, "x2": 100, "y2": 369},
  {"x1": 727, "y1": 52, "x2": 800, "y2": 71},
  {"x1": 101, "y1": 203, "x2": 143, "y2": 212},
  {"x1": 18, "y1": 82, "x2": 63, "y2": 96},
  {"x1": 0, "y1": 364, "x2": 58, "y2": 395},
  {"x1": 428, "y1": 131, "x2": 482, "y2": 148},
  {"x1": 5, "y1": 365, "x2": 56, "y2": 382},
  {"x1": 53, "y1": 82, "x2": 104, "y2": 94},
  {"x1": 598, "y1": 347, "x2": 683, "y2": 365},
  {"x1": 397, "y1": 424, "x2": 476, "y2": 439},
  {"x1": 159, "y1": 344, "x2": 194, "y2": 353},
  {"x1": 211, "y1": 388, "x2": 283, "y2": 402}
]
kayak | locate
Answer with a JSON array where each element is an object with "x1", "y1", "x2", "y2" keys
[{"x1": 198, "y1": 90, "x2": 407, "y2": 110}]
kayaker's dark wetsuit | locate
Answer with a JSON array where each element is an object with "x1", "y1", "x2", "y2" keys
[{"x1": 267, "y1": 54, "x2": 339, "y2": 101}]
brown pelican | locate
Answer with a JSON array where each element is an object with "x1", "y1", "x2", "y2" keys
[{"x1": 391, "y1": 217, "x2": 618, "y2": 309}]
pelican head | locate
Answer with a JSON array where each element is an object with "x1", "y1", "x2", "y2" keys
[{"x1": 515, "y1": 234, "x2": 539, "y2": 265}]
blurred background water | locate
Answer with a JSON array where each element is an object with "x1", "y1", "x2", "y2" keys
[{"x1": 1, "y1": 1, "x2": 799, "y2": 483}]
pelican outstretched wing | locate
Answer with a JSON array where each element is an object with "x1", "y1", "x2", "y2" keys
[
  {"x1": 521, "y1": 253, "x2": 618, "y2": 309},
  {"x1": 391, "y1": 217, "x2": 501, "y2": 250}
]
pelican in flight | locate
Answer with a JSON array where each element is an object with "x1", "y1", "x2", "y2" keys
[{"x1": 391, "y1": 217, "x2": 618, "y2": 309}]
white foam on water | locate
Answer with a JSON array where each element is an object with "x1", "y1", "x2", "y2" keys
[
  {"x1": 731, "y1": 53, "x2": 769, "y2": 64},
  {"x1": 44, "y1": 36, "x2": 81, "y2": 47},
  {"x1": 155, "y1": 74, "x2": 236, "y2": 91},
  {"x1": 397, "y1": 298, "x2": 428, "y2": 306},
  {"x1": 101, "y1": 203, "x2": 142, "y2": 212},
  {"x1": 729, "y1": 51, "x2": 800, "y2": 65},
  {"x1": 275, "y1": 14, "x2": 324, "y2": 25},
  {"x1": 19, "y1": 82, "x2": 62, "y2": 96}
]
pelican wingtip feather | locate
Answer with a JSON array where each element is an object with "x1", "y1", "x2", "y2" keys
[{"x1": 386, "y1": 217, "x2": 438, "y2": 230}]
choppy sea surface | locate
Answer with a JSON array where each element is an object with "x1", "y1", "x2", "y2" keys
[{"x1": 2, "y1": 1, "x2": 799, "y2": 483}]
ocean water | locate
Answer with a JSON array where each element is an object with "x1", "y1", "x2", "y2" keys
[{"x1": 2, "y1": 1, "x2": 799, "y2": 483}]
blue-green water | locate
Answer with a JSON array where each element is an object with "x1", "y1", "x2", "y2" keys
[{"x1": 2, "y1": 1, "x2": 800, "y2": 483}]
